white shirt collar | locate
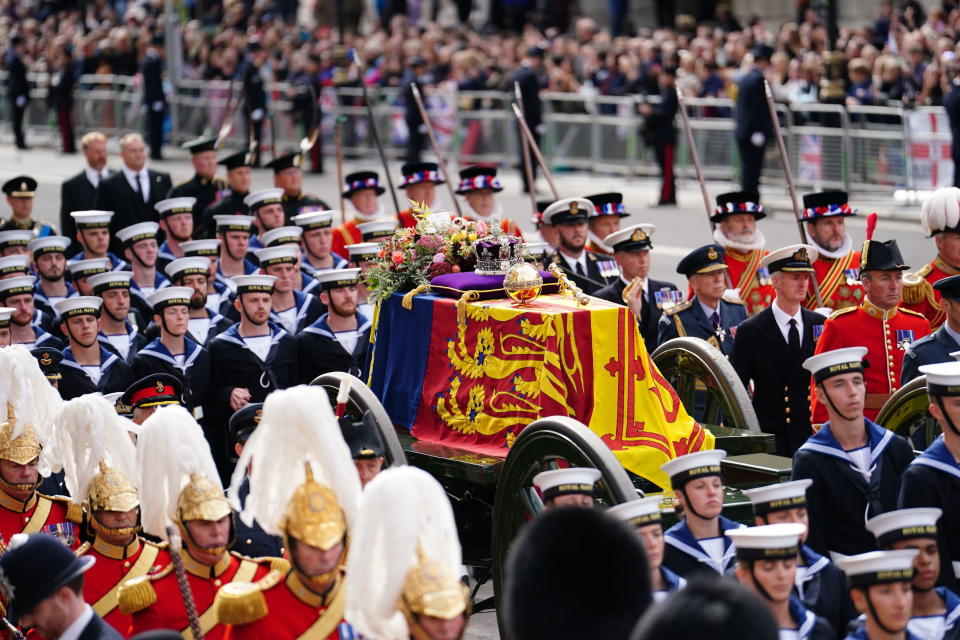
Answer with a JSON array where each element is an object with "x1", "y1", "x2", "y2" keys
[
  {"x1": 698, "y1": 298, "x2": 720, "y2": 321},
  {"x1": 84, "y1": 165, "x2": 108, "y2": 187},
  {"x1": 121, "y1": 165, "x2": 143, "y2": 181},
  {"x1": 560, "y1": 251, "x2": 587, "y2": 274},
  {"x1": 771, "y1": 299, "x2": 804, "y2": 342},
  {"x1": 59, "y1": 603, "x2": 94, "y2": 640}
]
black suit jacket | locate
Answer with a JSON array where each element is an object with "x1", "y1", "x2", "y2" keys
[
  {"x1": 549, "y1": 252, "x2": 617, "y2": 295},
  {"x1": 510, "y1": 65, "x2": 543, "y2": 128},
  {"x1": 61, "y1": 171, "x2": 106, "y2": 256},
  {"x1": 93, "y1": 169, "x2": 172, "y2": 253},
  {"x1": 946, "y1": 85, "x2": 960, "y2": 157},
  {"x1": 730, "y1": 306, "x2": 824, "y2": 456},
  {"x1": 735, "y1": 67, "x2": 773, "y2": 140},
  {"x1": 4, "y1": 49, "x2": 28, "y2": 100},
  {"x1": 594, "y1": 277, "x2": 678, "y2": 353},
  {"x1": 77, "y1": 612, "x2": 124, "y2": 640}
]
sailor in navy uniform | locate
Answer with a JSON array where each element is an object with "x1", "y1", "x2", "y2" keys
[
  {"x1": 899, "y1": 361, "x2": 960, "y2": 591},
  {"x1": 903, "y1": 274, "x2": 960, "y2": 384},
  {"x1": 132, "y1": 287, "x2": 211, "y2": 412},
  {"x1": 292, "y1": 209, "x2": 348, "y2": 276},
  {"x1": 243, "y1": 187, "x2": 286, "y2": 253},
  {"x1": 298, "y1": 268, "x2": 371, "y2": 382},
  {"x1": 593, "y1": 223, "x2": 677, "y2": 353},
  {"x1": 0, "y1": 254, "x2": 28, "y2": 279},
  {"x1": 204, "y1": 274, "x2": 299, "y2": 478},
  {"x1": 345, "y1": 242, "x2": 379, "y2": 320},
  {"x1": 1, "y1": 176, "x2": 56, "y2": 237},
  {"x1": 531, "y1": 467, "x2": 600, "y2": 510},
  {"x1": 166, "y1": 137, "x2": 227, "y2": 231},
  {"x1": 792, "y1": 347, "x2": 914, "y2": 558},
  {"x1": 543, "y1": 197, "x2": 618, "y2": 295},
  {"x1": 211, "y1": 214, "x2": 258, "y2": 293},
  {"x1": 743, "y1": 480, "x2": 857, "y2": 636},
  {"x1": 65, "y1": 257, "x2": 109, "y2": 296},
  {"x1": 161, "y1": 256, "x2": 231, "y2": 345},
  {"x1": 155, "y1": 196, "x2": 197, "y2": 272},
  {"x1": 607, "y1": 496, "x2": 686, "y2": 603},
  {"x1": 661, "y1": 449, "x2": 746, "y2": 578},
  {"x1": 68, "y1": 211, "x2": 129, "y2": 271},
  {"x1": 249, "y1": 245, "x2": 322, "y2": 334},
  {"x1": 115, "y1": 221, "x2": 171, "y2": 321},
  {"x1": 866, "y1": 508, "x2": 960, "y2": 640},
  {"x1": 199, "y1": 148, "x2": 255, "y2": 239},
  {"x1": 727, "y1": 524, "x2": 836, "y2": 640},
  {"x1": 0, "y1": 275, "x2": 62, "y2": 350},
  {"x1": 87, "y1": 271, "x2": 146, "y2": 365},
  {"x1": 228, "y1": 403, "x2": 283, "y2": 558},
  {"x1": 836, "y1": 550, "x2": 923, "y2": 640},
  {"x1": 264, "y1": 151, "x2": 329, "y2": 222},
  {"x1": 256, "y1": 225, "x2": 321, "y2": 296},
  {"x1": 0, "y1": 229, "x2": 33, "y2": 257},
  {"x1": 181, "y1": 238, "x2": 234, "y2": 318},
  {"x1": 0, "y1": 307, "x2": 11, "y2": 347},
  {"x1": 54, "y1": 296, "x2": 134, "y2": 400},
  {"x1": 29, "y1": 235, "x2": 74, "y2": 316},
  {"x1": 658, "y1": 244, "x2": 747, "y2": 357}
]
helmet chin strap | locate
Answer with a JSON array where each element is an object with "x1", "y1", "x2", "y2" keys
[{"x1": 819, "y1": 383, "x2": 859, "y2": 422}]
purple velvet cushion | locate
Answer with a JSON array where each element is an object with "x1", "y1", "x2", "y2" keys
[{"x1": 430, "y1": 270, "x2": 559, "y2": 300}]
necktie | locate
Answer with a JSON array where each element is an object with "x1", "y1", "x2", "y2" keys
[
  {"x1": 134, "y1": 172, "x2": 144, "y2": 202},
  {"x1": 710, "y1": 311, "x2": 720, "y2": 329},
  {"x1": 788, "y1": 318, "x2": 800, "y2": 350},
  {"x1": 575, "y1": 261, "x2": 585, "y2": 277}
]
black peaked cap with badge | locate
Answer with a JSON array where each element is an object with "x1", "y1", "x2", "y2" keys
[
  {"x1": 676, "y1": 244, "x2": 728, "y2": 277},
  {"x1": 229, "y1": 402, "x2": 263, "y2": 445}
]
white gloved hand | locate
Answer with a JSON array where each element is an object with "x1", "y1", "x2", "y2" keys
[
  {"x1": 15, "y1": 96, "x2": 26, "y2": 108},
  {"x1": 750, "y1": 131, "x2": 765, "y2": 147},
  {"x1": 251, "y1": 108, "x2": 265, "y2": 121},
  {"x1": 151, "y1": 100, "x2": 164, "y2": 112}
]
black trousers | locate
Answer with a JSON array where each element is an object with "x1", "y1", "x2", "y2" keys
[
  {"x1": 654, "y1": 141, "x2": 676, "y2": 204},
  {"x1": 518, "y1": 125, "x2": 540, "y2": 192},
  {"x1": 10, "y1": 99, "x2": 26, "y2": 148},
  {"x1": 954, "y1": 149, "x2": 960, "y2": 188},
  {"x1": 738, "y1": 135, "x2": 766, "y2": 192},
  {"x1": 246, "y1": 115, "x2": 264, "y2": 167},
  {"x1": 405, "y1": 117, "x2": 424, "y2": 164},
  {"x1": 146, "y1": 108, "x2": 164, "y2": 160}
]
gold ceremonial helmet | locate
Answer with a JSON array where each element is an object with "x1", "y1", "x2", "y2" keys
[
  {"x1": 400, "y1": 548, "x2": 470, "y2": 640},
  {"x1": 280, "y1": 464, "x2": 346, "y2": 552},
  {"x1": 0, "y1": 403, "x2": 42, "y2": 466},
  {"x1": 177, "y1": 472, "x2": 232, "y2": 523},
  {"x1": 87, "y1": 460, "x2": 141, "y2": 538}
]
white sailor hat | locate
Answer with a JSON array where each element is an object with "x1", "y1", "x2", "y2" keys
[
  {"x1": 67, "y1": 258, "x2": 110, "y2": 278},
  {"x1": 919, "y1": 361, "x2": 960, "y2": 396},
  {"x1": 836, "y1": 550, "x2": 919, "y2": 588},
  {"x1": 70, "y1": 210, "x2": 113, "y2": 228},
  {"x1": 604, "y1": 224, "x2": 656, "y2": 253},
  {"x1": 116, "y1": 222, "x2": 159, "y2": 247},
  {"x1": 802, "y1": 347, "x2": 868, "y2": 383},
  {"x1": 345, "y1": 243, "x2": 380, "y2": 262},
  {"x1": 0, "y1": 275, "x2": 34, "y2": 300},
  {"x1": 232, "y1": 274, "x2": 276, "y2": 295},
  {"x1": 606, "y1": 496, "x2": 664, "y2": 529},
  {"x1": 181, "y1": 239, "x2": 221, "y2": 257},
  {"x1": 952, "y1": 351, "x2": 960, "y2": 362},
  {"x1": 155, "y1": 197, "x2": 196, "y2": 217},
  {"x1": 243, "y1": 188, "x2": 284, "y2": 212},
  {"x1": 0, "y1": 230, "x2": 33, "y2": 249},
  {"x1": 357, "y1": 220, "x2": 398, "y2": 242},
  {"x1": 759, "y1": 244, "x2": 818, "y2": 274},
  {"x1": 165, "y1": 257, "x2": 211, "y2": 281},
  {"x1": 725, "y1": 523, "x2": 806, "y2": 560},
  {"x1": 213, "y1": 215, "x2": 255, "y2": 233},
  {"x1": 28, "y1": 235, "x2": 70, "y2": 257},
  {"x1": 292, "y1": 210, "x2": 334, "y2": 230},
  {"x1": 87, "y1": 271, "x2": 132, "y2": 294},
  {"x1": 524, "y1": 242, "x2": 549, "y2": 258},
  {"x1": 742, "y1": 479, "x2": 813, "y2": 516},
  {"x1": 532, "y1": 467, "x2": 601, "y2": 502},
  {"x1": 148, "y1": 286, "x2": 193, "y2": 312},
  {"x1": 313, "y1": 268, "x2": 361, "y2": 290},
  {"x1": 260, "y1": 226, "x2": 303, "y2": 247},
  {"x1": 0, "y1": 307, "x2": 14, "y2": 327},
  {"x1": 55, "y1": 296, "x2": 102, "y2": 319},
  {"x1": 0, "y1": 255, "x2": 29, "y2": 277},
  {"x1": 542, "y1": 198, "x2": 594, "y2": 226},
  {"x1": 866, "y1": 508, "x2": 942, "y2": 548},
  {"x1": 660, "y1": 449, "x2": 727, "y2": 487},
  {"x1": 255, "y1": 245, "x2": 300, "y2": 267}
]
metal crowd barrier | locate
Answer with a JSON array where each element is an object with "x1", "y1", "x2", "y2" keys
[{"x1": 0, "y1": 70, "x2": 955, "y2": 194}]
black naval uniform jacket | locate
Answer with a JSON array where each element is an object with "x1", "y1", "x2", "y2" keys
[
  {"x1": 792, "y1": 420, "x2": 913, "y2": 557},
  {"x1": 167, "y1": 174, "x2": 227, "y2": 233},
  {"x1": 132, "y1": 337, "x2": 211, "y2": 410},
  {"x1": 902, "y1": 325, "x2": 960, "y2": 384},
  {"x1": 657, "y1": 296, "x2": 747, "y2": 357},
  {"x1": 57, "y1": 345, "x2": 135, "y2": 400},
  {"x1": 199, "y1": 189, "x2": 248, "y2": 239},
  {"x1": 796, "y1": 545, "x2": 857, "y2": 638},
  {"x1": 204, "y1": 322, "x2": 299, "y2": 475},
  {"x1": 233, "y1": 476, "x2": 284, "y2": 559},
  {"x1": 281, "y1": 192, "x2": 329, "y2": 225},
  {"x1": 548, "y1": 251, "x2": 618, "y2": 295},
  {"x1": 98, "y1": 322, "x2": 148, "y2": 367},
  {"x1": 730, "y1": 305, "x2": 824, "y2": 457},
  {"x1": 297, "y1": 312, "x2": 372, "y2": 383},
  {"x1": 594, "y1": 276, "x2": 678, "y2": 353},
  {"x1": 899, "y1": 435, "x2": 960, "y2": 590}
]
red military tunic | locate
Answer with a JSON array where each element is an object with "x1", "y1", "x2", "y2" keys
[
  {"x1": 122, "y1": 550, "x2": 274, "y2": 640},
  {"x1": 586, "y1": 239, "x2": 613, "y2": 257},
  {"x1": 77, "y1": 536, "x2": 171, "y2": 634},
  {"x1": 902, "y1": 256, "x2": 960, "y2": 330},
  {"x1": 810, "y1": 300, "x2": 931, "y2": 424},
  {"x1": 222, "y1": 570, "x2": 348, "y2": 640},
  {"x1": 0, "y1": 491, "x2": 81, "y2": 548},
  {"x1": 725, "y1": 248, "x2": 774, "y2": 315},
  {"x1": 806, "y1": 251, "x2": 864, "y2": 311}
]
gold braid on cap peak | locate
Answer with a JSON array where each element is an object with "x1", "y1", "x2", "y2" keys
[
  {"x1": 0, "y1": 403, "x2": 42, "y2": 467},
  {"x1": 281, "y1": 463, "x2": 347, "y2": 553},
  {"x1": 400, "y1": 547, "x2": 470, "y2": 637},
  {"x1": 177, "y1": 472, "x2": 232, "y2": 523},
  {"x1": 87, "y1": 460, "x2": 140, "y2": 538}
]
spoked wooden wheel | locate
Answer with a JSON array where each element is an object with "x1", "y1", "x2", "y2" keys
[{"x1": 876, "y1": 376, "x2": 940, "y2": 450}]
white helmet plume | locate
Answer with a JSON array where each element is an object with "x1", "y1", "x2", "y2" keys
[{"x1": 921, "y1": 187, "x2": 960, "y2": 236}]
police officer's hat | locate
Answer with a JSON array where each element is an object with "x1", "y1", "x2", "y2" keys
[
  {"x1": 0, "y1": 533, "x2": 95, "y2": 623},
  {"x1": 801, "y1": 191, "x2": 856, "y2": 221},
  {"x1": 357, "y1": 220, "x2": 398, "y2": 242},
  {"x1": 541, "y1": 198, "x2": 593, "y2": 226},
  {"x1": 182, "y1": 136, "x2": 218, "y2": 154},
  {"x1": 860, "y1": 214, "x2": 909, "y2": 273},
  {"x1": 456, "y1": 166, "x2": 503, "y2": 194},
  {"x1": 712, "y1": 191, "x2": 765, "y2": 223},
  {"x1": 30, "y1": 348, "x2": 63, "y2": 382},
  {"x1": 400, "y1": 162, "x2": 444, "y2": 187},
  {"x1": 0, "y1": 255, "x2": 28, "y2": 278},
  {"x1": 121, "y1": 373, "x2": 182, "y2": 410},
  {"x1": 1, "y1": 176, "x2": 37, "y2": 198},
  {"x1": 604, "y1": 224, "x2": 655, "y2": 253},
  {"x1": 229, "y1": 402, "x2": 263, "y2": 445},
  {"x1": 934, "y1": 274, "x2": 960, "y2": 301},
  {"x1": 586, "y1": 192, "x2": 630, "y2": 218},
  {"x1": 339, "y1": 411, "x2": 385, "y2": 459},
  {"x1": 264, "y1": 151, "x2": 304, "y2": 174},
  {"x1": 219, "y1": 149, "x2": 256, "y2": 170},
  {"x1": 676, "y1": 244, "x2": 727, "y2": 277},
  {"x1": 343, "y1": 171, "x2": 385, "y2": 197}
]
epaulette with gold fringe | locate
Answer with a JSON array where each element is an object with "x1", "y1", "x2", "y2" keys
[
  {"x1": 41, "y1": 495, "x2": 85, "y2": 524},
  {"x1": 141, "y1": 538, "x2": 169, "y2": 550},
  {"x1": 828, "y1": 306, "x2": 858, "y2": 320},
  {"x1": 117, "y1": 562, "x2": 174, "y2": 614},
  {"x1": 902, "y1": 264, "x2": 934, "y2": 305},
  {"x1": 664, "y1": 300, "x2": 692, "y2": 316},
  {"x1": 214, "y1": 570, "x2": 283, "y2": 625},
  {"x1": 722, "y1": 292, "x2": 745, "y2": 306},
  {"x1": 898, "y1": 307, "x2": 928, "y2": 319}
]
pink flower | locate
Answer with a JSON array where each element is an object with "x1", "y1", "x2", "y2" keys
[
  {"x1": 432, "y1": 253, "x2": 446, "y2": 264},
  {"x1": 476, "y1": 221, "x2": 488, "y2": 237},
  {"x1": 418, "y1": 234, "x2": 444, "y2": 251},
  {"x1": 452, "y1": 265, "x2": 461, "y2": 273},
  {"x1": 391, "y1": 251, "x2": 404, "y2": 265}
]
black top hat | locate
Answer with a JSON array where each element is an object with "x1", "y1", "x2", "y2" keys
[
  {"x1": 121, "y1": 374, "x2": 182, "y2": 410},
  {"x1": 400, "y1": 162, "x2": 444, "y2": 187},
  {"x1": 264, "y1": 152, "x2": 303, "y2": 174},
  {"x1": 229, "y1": 403, "x2": 263, "y2": 445},
  {"x1": 30, "y1": 348, "x2": 63, "y2": 381},
  {"x1": 456, "y1": 166, "x2": 503, "y2": 195},
  {"x1": 1, "y1": 176, "x2": 37, "y2": 197},
  {"x1": 860, "y1": 213, "x2": 909, "y2": 272},
  {"x1": 712, "y1": 191, "x2": 764, "y2": 223},
  {"x1": 676, "y1": 244, "x2": 728, "y2": 277},
  {"x1": 586, "y1": 192, "x2": 631, "y2": 218},
  {"x1": 342, "y1": 171, "x2": 386, "y2": 197},
  {"x1": 801, "y1": 190, "x2": 856, "y2": 220},
  {"x1": 0, "y1": 534, "x2": 95, "y2": 622},
  {"x1": 219, "y1": 149, "x2": 255, "y2": 170},
  {"x1": 339, "y1": 411, "x2": 385, "y2": 459}
]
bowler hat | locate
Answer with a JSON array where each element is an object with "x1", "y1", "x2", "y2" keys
[{"x1": 0, "y1": 534, "x2": 95, "y2": 622}]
